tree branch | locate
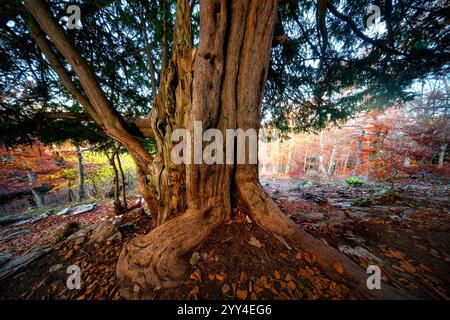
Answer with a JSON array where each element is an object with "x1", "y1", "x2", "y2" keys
[
  {"x1": 326, "y1": 2, "x2": 400, "y2": 55},
  {"x1": 24, "y1": 14, "x2": 102, "y2": 125},
  {"x1": 24, "y1": 0, "x2": 155, "y2": 171}
]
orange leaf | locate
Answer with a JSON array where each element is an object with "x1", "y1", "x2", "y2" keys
[
  {"x1": 333, "y1": 261, "x2": 344, "y2": 274},
  {"x1": 236, "y1": 289, "x2": 248, "y2": 300},
  {"x1": 189, "y1": 269, "x2": 202, "y2": 282},
  {"x1": 297, "y1": 269, "x2": 310, "y2": 278},
  {"x1": 303, "y1": 252, "x2": 312, "y2": 264},
  {"x1": 287, "y1": 281, "x2": 296, "y2": 291},
  {"x1": 189, "y1": 286, "x2": 200, "y2": 300},
  {"x1": 274, "y1": 271, "x2": 281, "y2": 280},
  {"x1": 215, "y1": 272, "x2": 227, "y2": 283},
  {"x1": 386, "y1": 249, "x2": 406, "y2": 260},
  {"x1": 260, "y1": 275, "x2": 267, "y2": 284},
  {"x1": 254, "y1": 284, "x2": 264, "y2": 293},
  {"x1": 400, "y1": 260, "x2": 416, "y2": 273}
]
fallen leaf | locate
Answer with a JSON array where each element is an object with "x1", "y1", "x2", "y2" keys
[
  {"x1": 274, "y1": 270, "x2": 281, "y2": 280},
  {"x1": 236, "y1": 289, "x2": 248, "y2": 299},
  {"x1": 430, "y1": 248, "x2": 440, "y2": 257},
  {"x1": 333, "y1": 261, "x2": 344, "y2": 274},
  {"x1": 297, "y1": 269, "x2": 311, "y2": 278},
  {"x1": 303, "y1": 252, "x2": 312, "y2": 264},
  {"x1": 295, "y1": 252, "x2": 302, "y2": 260},
  {"x1": 189, "y1": 269, "x2": 202, "y2": 281},
  {"x1": 254, "y1": 284, "x2": 264, "y2": 293},
  {"x1": 248, "y1": 237, "x2": 262, "y2": 248},
  {"x1": 222, "y1": 284, "x2": 230, "y2": 294},
  {"x1": 215, "y1": 272, "x2": 227, "y2": 282},
  {"x1": 285, "y1": 273, "x2": 294, "y2": 281},
  {"x1": 386, "y1": 249, "x2": 406, "y2": 260},
  {"x1": 208, "y1": 274, "x2": 215, "y2": 281},
  {"x1": 189, "y1": 286, "x2": 199, "y2": 300},
  {"x1": 64, "y1": 249, "x2": 74, "y2": 260},
  {"x1": 400, "y1": 260, "x2": 416, "y2": 273},
  {"x1": 260, "y1": 275, "x2": 267, "y2": 284},
  {"x1": 418, "y1": 263, "x2": 432, "y2": 273},
  {"x1": 231, "y1": 281, "x2": 237, "y2": 294},
  {"x1": 260, "y1": 275, "x2": 272, "y2": 289},
  {"x1": 287, "y1": 281, "x2": 296, "y2": 291}
]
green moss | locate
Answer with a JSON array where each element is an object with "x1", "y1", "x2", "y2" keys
[{"x1": 345, "y1": 177, "x2": 364, "y2": 186}]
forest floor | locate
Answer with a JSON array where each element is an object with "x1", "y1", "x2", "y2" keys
[{"x1": 0, "y1": 177, "x2": 448, "y2": 300}]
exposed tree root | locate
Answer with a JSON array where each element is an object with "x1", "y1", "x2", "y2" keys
[
  {"x1": 116, "y1": 205, "x2": 225, "y2": 299},
  {"x1": 235, "y1": 176, "x2": 416, "y2": 300},
  {"x1": 116, "y1": 175, "x2": 416, "y2": 299}
]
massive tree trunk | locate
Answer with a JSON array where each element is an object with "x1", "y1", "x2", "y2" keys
[{"x1": 25, "y1": 0, "x2": 408, "y2": 299}]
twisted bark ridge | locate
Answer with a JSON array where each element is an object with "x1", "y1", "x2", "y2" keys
[
  {"x1": 25, "y1": 0, "x2": 410, "y2": 299},
  {"x1": 116, "y1": 0, "x2": 280, "y2": 297}
]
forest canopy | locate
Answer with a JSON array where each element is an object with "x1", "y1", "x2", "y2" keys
[{"x1": 1, "y1": 0, "x2": 448, "y2": 145}]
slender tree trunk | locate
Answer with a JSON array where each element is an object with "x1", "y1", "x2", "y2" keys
[
  {"x1": 328, "y1": 145, "x2": 336, "y2": 174},
  {"x1": 28, "y1": 171, "x2": 45, "y2": 208},
  {"x1": 116, "y1": 152, "x2": 127, "y2": 211},
  {"x1": 67, "y1": 180, "x2": 74, "y2": 202},
  {"x1": 75, "y1": 143, "x2": 85, "y2": 203},
  {"x1": 438, "y1": 143, "x2": 447, "y2": 167},
  {"x1": 304, "y1": 150, "x2": 308, "y2": 172},
  {"x1": 354, "y1": 129, "x2": 365, "y2": 176},
  {"x1": 343, "y1": 151, "x2": 350, "y2": 171},
  {"x1": 107, "y1": 150, "x2": 124, "y2": 216}
]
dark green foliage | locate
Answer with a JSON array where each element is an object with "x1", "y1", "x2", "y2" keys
[
  {"x1": 264, "y1": 0, "x2": 449, "y2": 132},
  {"x1": 0, "y1": 0, "x2": 448, "y2": 146}
]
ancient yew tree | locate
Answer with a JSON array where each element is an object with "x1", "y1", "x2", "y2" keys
[{"x1": 1, "y1": 0, "x2": 448, "y2": 298}]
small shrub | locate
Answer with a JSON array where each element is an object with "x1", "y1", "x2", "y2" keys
[
  {"x1": 293, "y1": 179, "x2": 316, "y2": 190},
  {"x1": 352, "y1": 196, "x2": 370, "y2": 206},
  {"x1": 345, "y1": 177, "x2": 364, "y2": 186}
]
